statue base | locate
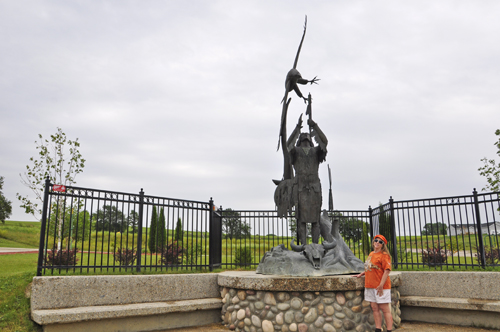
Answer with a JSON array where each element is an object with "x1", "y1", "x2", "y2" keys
[{"x1": 218, "y1": 271, "x2": 401, "y2": 331}]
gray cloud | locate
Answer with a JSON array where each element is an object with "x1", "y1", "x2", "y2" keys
[{"x1": 1, "y1": 1, "x2": 499, "y2": 221}]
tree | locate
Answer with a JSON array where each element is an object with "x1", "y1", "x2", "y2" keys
[
  {"x1": 16, "y1": 128, "x2": 85, "y2": 219},
  {"x1": 127, "y1": 210, "x2": 140, "y2": 231},
  {"x1": 422, "y1": 222, "x2": 448, "y2": 236},
  {"x1": 148, "y1": 207, "x2": 158, "y2": 253},
  {"x1": 93, "y1": 205, "x2": 126, "y2": 233},
  {"x1": 338, "y1": 217, "x2": 365, "y2": 243},
  {"x1": 377, "y1": 204, "x2": 394, "y2": 253},
  {"x1": 174, "y1": 217, "x2": 183, "y2": 241},
  {"x1": 158, "y1": 208, "x2": 166, "y2": 246},
  {"x1": 222, "y1": 208, "x2": 251, "y2": 240},
  {"x1": 478, "y1": 129, "x2": 500, "y2": 192},
  {"x1": 0, "y1": 176, "x2": 12, "y2": 224}
]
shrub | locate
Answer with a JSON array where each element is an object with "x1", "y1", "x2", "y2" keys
[
  {"x1": 421, "y1": 246, "x2": 447, "y2": 265},
  {"x1": 113, "y1": 247, "x2": 137, "y2": 266},
  {"x1": 159, "y1": 241, "x2": 184, "y2": 265},
  {"x1": 46, "y1": 248, "x2": 78, "y2": 266},
  {"x1": 183, "y1": 240, "x2": 206, "y2": 265},
  {"x1": 234, "y1": 247, "x2": 253, "y2": 266},
  {"x1": 475, "y1": 246, "x2": 500, "y2": 265}
]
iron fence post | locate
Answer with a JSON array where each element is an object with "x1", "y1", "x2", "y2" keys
[
  {"x1": 209, "y1": 198, "x2": 214, "y2": 271},
  {"x1": 473, "y1": 188, "x2": 486, "y2": 268},
  {"x1": 136, "y1": 189, "x2": 144, "y2": 273},
  {"x1": 368, "y1": 206, "x2": 373, "y2": 243},
  {"x1": 36, "y1": 177, "x2": 51, "y2": 276},
  {"x1": 389, "y1": 197, "x2": 398, "y2": 269}
]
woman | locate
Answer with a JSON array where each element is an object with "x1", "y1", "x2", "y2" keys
[{"x1": 353, "y1": 234, "x2": 393, "y2": 332}]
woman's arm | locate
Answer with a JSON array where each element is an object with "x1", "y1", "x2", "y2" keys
[{"x1": 375, "y1": 269, "x2": 390, "y2": 296}]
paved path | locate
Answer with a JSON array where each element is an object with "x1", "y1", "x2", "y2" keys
[
  {"x1": 161, "y1": 322, "x2": 498, "y2": 332},
  {"x1": 0, "y1": 247, "x2": 38, "y2": 255}
]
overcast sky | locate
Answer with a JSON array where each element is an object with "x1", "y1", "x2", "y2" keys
[{"x1": 1, "y1": 1, "x2": 499, "y2": 221}]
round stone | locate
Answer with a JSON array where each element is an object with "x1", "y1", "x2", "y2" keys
[
  {"x1": 317, "y1": 303, "x2": 324, "y2": 315},
  {"x1": 259, "y1": 310, "x2": 268, "y2": 319},
  {"x1": 314, "y1": 316, "x2": 325, "y2": 327},
  {"x1": 227, "y1": 306, "x2": 235, "y2": 313},
  {"x1": 229, "y1": 324, "x2": 235, "y2": 330},
  {"x1": 271, "y1": 307, "x2": 279, "y2": 313},
  {"x1": 323, "y1": 292, "x2": 334, "y2": 297},
  {"x1": 352, "y1": 305, "x2": 362, "y2": 313},
  {"x1": 304, "y1": 308, "x2": 318, "y2": 323},
  {"x1": 238, "y1": 290, "x2": 247, "y2": 300},
  {"x1": 264, "y1": 293, "x2": 276, "y2": 305},
  {"x1": 361, "y1": 300, "x2": 370, "y2": 307},
  {"x1": 334, "y1": 312, "x2": 345, "y2": 319},
  {"x1": 343, "y1": 320, "x2": 355, "y2": 330},
  {"x1": 244, "y1": 318, "x2": 252, "y2": 326},
  {"x1": 266, "y1": 311, "x2": 275, "y2": 320},
  {"x1": 289, "y1": 323, "x2": 297, "y2": 332},
  {"x1": 225, "y1": 312, "x2": 231, "y2": 323},
  {"x1": 255, "y1": 301, "x2": 265, "y2": 310},
  {"x1": 298, "y1": 323, "x2": 308, "y2": 332},
  {"x1": 323, "y1": 323, "x2": 335, "y2": 332},
  {"x1": 246, "y1": 307, "x2": 251, "y2": 317},
  {"x1": 233, "y1": 296, "x2": 241, "y2": 304},
  {"x1": 231, "y1": 311, "x2": 237, "y2": 322},
  {"x1": 237, "y1": 309, "x2": 246, "y2": 320},
  {"x1": 246, "y1": 290, "x2": 256, "y2": 295},
  {"x1": 284, "y1": 311, "x2": 295, "y2": 324},
  {"x1": 282, "y1": 325, "x2": 289, "y2": 332},
  {"x1": 301, "y1": 307, "x2": 309, "y2": 314},
  {"x1": 333, "y1": 318, "x2": 343, "y2": 329},
  {"x1": 294, "y1": 311, "x2": 304, "y2": 323},
  {"x1": 251, "y1": 315, "x2": 262, "y2": 327},
  {"x1": 277, "y1": 292, "x2": 290, "y2": 302},
  {"x1": 356, "y1": 324, "x2": 367, "y2": 332},
  {"x1": 304, "y1": 300, "x2": 311, "y2": 307},
  {"x1": 345, "y1": 291, "x2": 355, "y2": 300},
  {"x1": 336, "y1": 293, "x2": 345, "y2": 305},
  {"x1": 229, "y1": 289, "x2": 237, "y2": 297},
  {"x1": 324, "y1": 305, "x2": 334, "y2": 316},
  {"x1": 276, "y1": 312, "x2": 284, "y2": 325},
  {"x1": 278, "y1": 303, "x2": 291, "y2": 311},
  {"x1": 322, "y1": 298, "x2": 334, "y2": 304},
  {"x1": 334, "y1": 303, "x2": 343, "y2": 311},
  {"x1": 343, "y1": 308, "x2": 354, "y2": 319},
  {"x1": 291, "y1": 298, "x2": 303, "y2": 310},
  {"x1": 303, "y1": 292, "x2": 314, "y2": 300},
  {"x1": 361, "y1": 308, "x2": 371, "y2": 314},
  {"x1": 237, "y1": 320, "x2": 245, "y2": 329},
  {"x1": 353, "y1": 296, "x2": 363, "y2": 305},
  {"x1": 247, "y1": 296, "x2": 257, "y2": 302},
  {"x1": 262, "y1": 320, "x2": 274, "y2": 332},
  {"x1": 308, "y1": 325, "x2": 317, "y2": 332},
  {"x1": 311, "y1": 297, "x2": 321, "y2": 306}
]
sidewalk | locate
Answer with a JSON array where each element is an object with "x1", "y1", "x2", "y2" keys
[
  {"x1": 0, "y1": 247, "x2": 38, "y2": 255},
  {"x1": 161, "y1": 322, "x2": 497, "y2": 332}
]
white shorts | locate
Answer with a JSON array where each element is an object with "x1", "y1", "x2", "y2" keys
[{"x1": 364, "y1": 288, "x2": 391, "y2": 304}]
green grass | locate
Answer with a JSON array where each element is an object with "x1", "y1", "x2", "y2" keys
[
  {"x1": 0, "y1": 272, "x2": 42, "y2": 332},
  {"x1": 0, "y1": 221, "x2": 40, "y2": 248}
]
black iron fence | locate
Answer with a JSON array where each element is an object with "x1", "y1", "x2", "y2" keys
[{"x1": 37, "y1": 177, "x2": 500, "y2": 275}]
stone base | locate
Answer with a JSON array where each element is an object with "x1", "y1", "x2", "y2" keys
[{"x1": 218, "y1": 271, "x2": 401, "y2": 332}]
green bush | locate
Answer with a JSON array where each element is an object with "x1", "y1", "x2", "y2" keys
[
  {"x1": 234, "y1": 247, "x2": 252, "y2": 266},
  {"x1": 421, "y1": 246, "x2": 447, "y2": 265}
]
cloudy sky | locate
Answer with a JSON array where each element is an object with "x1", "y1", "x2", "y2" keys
[{"x1": 1, "y1": 1, "x2": 499, "y2": 221}]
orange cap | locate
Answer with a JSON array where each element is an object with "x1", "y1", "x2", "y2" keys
[{"x1": 374, "y1": 234, "x2": 387, "y2": 245}]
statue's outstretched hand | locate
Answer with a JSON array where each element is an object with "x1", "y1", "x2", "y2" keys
[
  {"x1": 297, "y1": 114, "x2": 303, "y2": 128},
  {"x1": 309, "y1": 76, "x2": 320, "y2": 85}
]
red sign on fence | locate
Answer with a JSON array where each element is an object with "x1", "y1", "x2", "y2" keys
[{"x1": 52, "y1": 185, "x2": 66, "y2": 192}]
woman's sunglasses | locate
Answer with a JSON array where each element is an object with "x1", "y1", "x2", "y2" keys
[{"x1": 373, "y1": 239, "x2": 384, "y2": 244}]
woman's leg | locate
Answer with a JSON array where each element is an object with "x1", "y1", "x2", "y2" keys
[
  {"x1": 370, "y1": 302, "x2": 382, "y2": 328},
  {"x1": 378, "y1": 303, "x2": 393, "y2": 331}
]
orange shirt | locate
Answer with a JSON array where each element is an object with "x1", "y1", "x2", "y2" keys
[{"x1": 364, "y1": 251, "x2": 391, "y2": 289}]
